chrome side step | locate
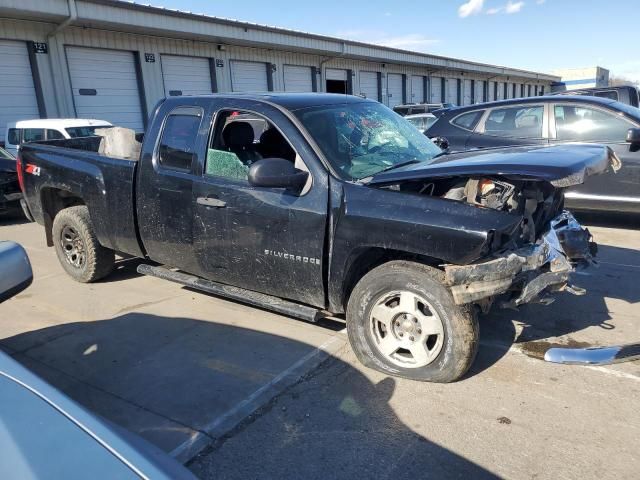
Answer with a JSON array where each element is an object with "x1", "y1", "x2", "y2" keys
[
  {"x1": 544, "y1": 343, "x2": 640, "y2": 365},
  {"x1": 136, "y1": 264, "x2": 323, "y2": 323}
]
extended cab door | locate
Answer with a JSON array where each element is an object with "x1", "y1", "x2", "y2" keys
[
  {"x1": 465, "y1": 102, "x2": 550, "y2": 149},
  {"x1": 190, "y1": 99, "x2": 329, "y2": 308},
  {"x1": 136, "y1": 105, "x2": 208, "y2": 271},
  {"x1": 550, "y1": 102, "x2": 640, "y2": 213}
]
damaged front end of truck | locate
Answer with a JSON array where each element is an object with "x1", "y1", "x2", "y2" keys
[
  {"x1": 368, "y1": 144, "x2": 620, "y2": 309},
  {"x1": 443, "y1": 211, "x2": 596, "y2": 308}
]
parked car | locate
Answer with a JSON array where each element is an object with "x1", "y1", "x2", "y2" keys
[
  {"x1": 552, "y1": 85, "x2": 639, "y2": 108},
  {"x1": 0, "y1": 146, "x2": 22, "y2": 217},
  {"x1": 18, "y1": 93, "x2": 613, "y2": 383},
  {"x1": 393, "y1": 103, "x2": 454, "y2": 116},
  {"x1": 0, "y1": 241, "x2": 196, "y2": 479},
  {"x1": 4, "y1": 119, "x2": 112, "y2": 156},
  {"x1": 405, "y1": 113, "x2": 438, "y2": 134},
  {"x1": 430, "y1": 106, "x2": 457, "y2": 117},
  {"x1": 426, "y1": 95, "x2": 640, "y2": 213}
]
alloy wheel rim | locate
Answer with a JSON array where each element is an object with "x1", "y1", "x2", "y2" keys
[
  {"x1": 369, "y1": 290, "x2": 445, "y2": 368},
  {"x1": 60, "y1": 225, "x2": 86, "y2": 268}
]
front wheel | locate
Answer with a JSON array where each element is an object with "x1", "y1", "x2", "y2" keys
[
  {"x1": 346, "y1": 261, "x2": 478, "y2": 383},
  {"x1": 52, "y1": 205, "x2": 115, "y2": 283}
]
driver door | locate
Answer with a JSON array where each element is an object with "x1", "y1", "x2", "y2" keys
[{"x1": 190, "y1": 100, "x2": 329, "y2": 307}]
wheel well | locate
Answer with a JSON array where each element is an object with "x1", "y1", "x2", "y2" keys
[
  {"x1": 341, "y1": 247, "x2": 443, "y2": 312},
  {"x1": 41, "y1": 188, "x2": 86, "y2": 247}
]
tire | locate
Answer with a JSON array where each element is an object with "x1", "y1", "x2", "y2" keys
[
  {"x1": 346, "y1": 260, "x2": 478, "y2": 383},
  {"x1": 52, "y1": 205, "x2": 115, "y2": 283}
]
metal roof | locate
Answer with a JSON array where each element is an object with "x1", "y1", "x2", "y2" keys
[{"x1": 0, "y1": 0, "x2": 560, "y2": 81}]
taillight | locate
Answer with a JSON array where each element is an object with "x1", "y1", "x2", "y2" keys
[{"x1": 16, "y1": 154, "x2": 25, "y2": 192}]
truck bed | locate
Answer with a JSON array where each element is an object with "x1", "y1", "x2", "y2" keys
[{"x1": 19, "y1": 139, "x2": 144, "y2": 258}]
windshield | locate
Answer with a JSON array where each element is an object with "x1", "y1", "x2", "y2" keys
[
  {"x1": 65, "y1": 125, "x2": 112, "y2": 138},
  {"x1": 294, "y1": 102, "x2": 442, "y2": 180}
]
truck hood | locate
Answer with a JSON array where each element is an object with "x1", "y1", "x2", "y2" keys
[{"x1": 368, "y1": 144, "x2": 619, "y2": 187}]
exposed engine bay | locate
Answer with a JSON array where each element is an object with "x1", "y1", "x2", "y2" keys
[
  {"x1": 380, "y1": 176, "x2": 596, "y2": 309},
  {"x1": 382, "y1": 176, "x2": 564, "y2": 247}
]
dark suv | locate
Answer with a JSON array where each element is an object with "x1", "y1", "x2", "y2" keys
[
  {"x1": 393, "y1": 103, "x2": 454, "y2": 116},
  {"x1": 426, "y1": 95, "x2": 640, "y2": 213},
  {"x1": 552, "y1": 86, "x2": 639, "y2": 108}
]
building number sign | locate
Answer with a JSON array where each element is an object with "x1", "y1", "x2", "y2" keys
[{"x1": 32, "y1": 42, "x2": 48, "y2": 54}]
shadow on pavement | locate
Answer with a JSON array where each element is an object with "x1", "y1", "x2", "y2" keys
[
  {"x1": 191, "y1": 363, "x2": 499, "y2": 480},
  {"x1": 0, "y1": 212, "x2": 30, "y2": 227},
  {"x1": 575, "y1": 211, "x2": 640, "y2": 231},
  {"x1": 1, "y1": 313, "x2": 498, "y2": 479},
  {"x1": 101, "y1": 257, "x2": 150, "y2": 283}
]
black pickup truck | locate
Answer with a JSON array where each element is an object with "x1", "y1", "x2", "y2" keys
[{"x1": 18, "y1": 94, "x2": 615, "y2": 382}]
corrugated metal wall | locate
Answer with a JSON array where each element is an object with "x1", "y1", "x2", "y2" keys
[{"x1": 0, "y1": 17, "x2": 553, "y2": 122}]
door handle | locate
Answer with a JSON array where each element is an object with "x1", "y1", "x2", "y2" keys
[{"x1": 197, "y1": 196, "x2": 227, "y2": 208}]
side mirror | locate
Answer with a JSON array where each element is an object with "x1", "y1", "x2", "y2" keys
[
  {"x1": 626, "y1": 128, "x2": 640, "y2": 152},
  {"x1": 248, "y1": 158, "x2": 309, "y2": 192},
  {"x1": 429, "y1": 136, "x2": 450, "y2": 151},
  {"x1": 0, "y1": 241, "x2": 33, "y2": 303}
]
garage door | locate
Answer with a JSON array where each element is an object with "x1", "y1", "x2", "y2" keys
[
  {"x1": 230, "y1": 60, "x2": 269, "y2": 92},
  {"x1": 359, "y1": 71, "x2": 379, "y2": 101},
  {"x1": 0, "y1": 40, "x2": 40, "y2": 141},
  {"x1": 463, "y1": 79, "x2": 472, "y2": 105},
  {"x1": 447, "y1": 79, "x2": 458, "y2": 105},
  {"x1": 411, "y1": 76, "x2": 424, "y2": 103},
  {"x1": 66, "y1": 46, "x2": 144, "y2": 131},
  {"x1": 283, "y1": 65, "x2": 313, "y2": 92},
  {"x1": 161, "y1": 55, "x2": 212, "y2": 97},
  {"x1": 326, "y1": 69, "x2": 347, "y2": 81},
  {"x1": 430, "y1": 77, "x2": 442, "y2": 103},
  {"x1": 387, "y1": 74, "x2": 403, "y2": 108}
]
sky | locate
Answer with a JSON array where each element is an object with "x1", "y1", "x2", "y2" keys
[{"x1": 150, "y1": 0, "x2": 639, "y2": 81}]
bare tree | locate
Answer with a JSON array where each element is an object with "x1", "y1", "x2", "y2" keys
[{"x1": 609, "y1": 75, "x2": 639, "y2": 87}]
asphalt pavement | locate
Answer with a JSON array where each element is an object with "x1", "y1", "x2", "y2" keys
[{"x1": 1, "y1": 215, "x2": 638, "y2": 479}]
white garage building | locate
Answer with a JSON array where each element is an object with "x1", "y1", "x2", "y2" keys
[{"x1": 0, "y1": 0, "x2": 558, "y2": 136}]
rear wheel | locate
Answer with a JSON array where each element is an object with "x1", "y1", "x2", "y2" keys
[
  {"x1": 52, "y1": 206, "x2": 115, "y2": 283},
  {"x1": 346, "y1": 261, "x2": 478, "y2": 383}
]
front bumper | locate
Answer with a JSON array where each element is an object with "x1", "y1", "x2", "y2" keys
[{"x1": 444, "y1": 211, "x2": 595, "y2": 307}]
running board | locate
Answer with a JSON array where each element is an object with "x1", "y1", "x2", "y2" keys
[{"x1": 137, "y1": 264, "x2": 323, "y2": 323}]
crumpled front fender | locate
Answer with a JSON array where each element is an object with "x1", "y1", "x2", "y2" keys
[{"x1": 443, "y1": 211, "x2": 595, "y2": 306}]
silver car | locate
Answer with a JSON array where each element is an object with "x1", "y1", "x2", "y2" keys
[{"x1": 405, "y1": 113, "x2": 438, "y2": 134}]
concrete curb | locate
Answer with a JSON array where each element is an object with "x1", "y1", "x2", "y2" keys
[{"x1": 169, "y1": 334, "x2": 347, "y2": 464}]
